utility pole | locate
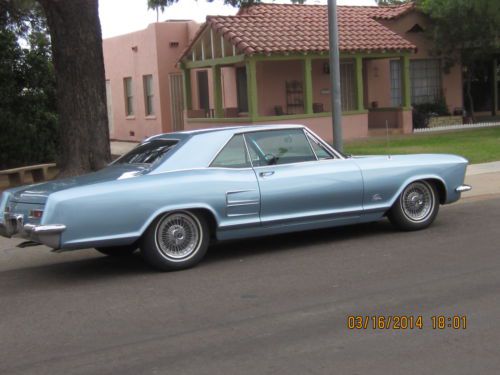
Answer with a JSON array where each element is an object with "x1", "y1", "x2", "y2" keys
[{"x1": 327, "y1": 0, "x2": 343, "y2": 151}]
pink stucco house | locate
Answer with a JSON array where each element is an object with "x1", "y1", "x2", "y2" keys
[
  {"x1": 103, "y1": 3, "x2": 468, "y2": 143},
  {"x1": 103, "y1": 20, "x2": 199, "y2": 141}
]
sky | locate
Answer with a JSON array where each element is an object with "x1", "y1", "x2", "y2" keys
[{"x1": 99, "y1": 0, "x2": 377, "y2": 39}]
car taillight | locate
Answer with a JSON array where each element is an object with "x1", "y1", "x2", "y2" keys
[{"x1": 29, "y1": 209, "x2": 44, "y2": 219}]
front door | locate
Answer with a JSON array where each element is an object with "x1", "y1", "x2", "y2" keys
[
  {"x1": 169, "y1": 73, "x2": 184, "y2": 131},
  {"x1": 244, "y1": 129, "x2": 363, "y2": 226}
]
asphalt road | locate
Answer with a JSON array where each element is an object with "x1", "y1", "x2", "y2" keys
[{"x1": 0, "y1": 197, "x2": 499, "y2": 375}]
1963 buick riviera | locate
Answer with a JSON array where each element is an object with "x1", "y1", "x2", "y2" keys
[{"x1": 0, "y1": 125, "x2": 471, "y2": 271}]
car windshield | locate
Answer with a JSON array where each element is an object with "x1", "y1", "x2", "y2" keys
[{"x1": 114, "y1": 139, "x2": 178, "y2": 165}]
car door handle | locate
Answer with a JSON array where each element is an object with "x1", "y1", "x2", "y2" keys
[{"x1": 259, "y1": 171, "x2": 275, "y2": 177}]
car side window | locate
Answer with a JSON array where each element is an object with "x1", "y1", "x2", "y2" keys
[
  {"x1": 210, "y1": 134, "x2": 251, "y2": 168},
  {"x1": 306, "y1": 134, "x2": 334, "y2": 160},
  {"x1": 245, "y1": 129, "x2": 317, "y2": 166}
]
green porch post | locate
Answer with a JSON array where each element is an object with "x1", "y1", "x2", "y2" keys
[
  {"x1": 181, "y1": 67, "x2": 192, "y2": 110},
  {"x1": 493, "y1": 58, "x2": 498, "y2": 116},
  {"x1": 401, "y1": 54, "x2": 411, "y2": 109},
  {"x1": 304, "y1": 56, "x2": 313, "y2": 114},
  {"x1": 246, "y1": 58, "x2": 258, "y2": 120},
  {"x1": 355, "y1": 55, "x2": 364, "y2": 111},
  {"x1": 212, "y1": 65, "x2": 223, "y2": 118}
]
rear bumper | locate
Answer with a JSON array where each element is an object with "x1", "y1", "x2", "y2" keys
[{"x1": 0, "y1": 213, "x2": 65, "y2": 249}]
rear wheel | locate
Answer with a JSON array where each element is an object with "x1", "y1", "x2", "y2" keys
[
  {"x1": 95, "y1": 244, "x2": 137, "y2": 257},
  {"x1": 140, "y1": 211, "x2": 209, "y2": 271},
  {"x1": 388, "y1": 180, "x2": 439, "y2": 231}
]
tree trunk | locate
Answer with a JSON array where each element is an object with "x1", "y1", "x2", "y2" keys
[{"x1": 38, "y1": 0, "x2": 111, "y2": 177}]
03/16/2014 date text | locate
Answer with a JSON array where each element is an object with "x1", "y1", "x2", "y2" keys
[{"x1": 347, "y1": 315, "x2": 467, "y2": 330}]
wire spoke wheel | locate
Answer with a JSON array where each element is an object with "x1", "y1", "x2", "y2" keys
[
  {"x1": 155, "y1": 212, "x2": 201, "y2": 261},
  {"x1": 400, "y1": 181, "x2": 435, "y2": 223}
]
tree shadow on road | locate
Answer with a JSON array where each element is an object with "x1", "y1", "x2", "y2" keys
[
  {"x1": 0, "y1": 220, "x2": 397, "y2": 286},
  {"x1": 203, "y1": 220, "x2": 396, "y2": 265}
]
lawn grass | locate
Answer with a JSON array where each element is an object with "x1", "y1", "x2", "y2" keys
[{"x1": 344, "y1": 127, "x2": 500, "y2": 164}]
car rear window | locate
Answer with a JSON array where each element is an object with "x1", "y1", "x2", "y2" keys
[{"x1": 114, "y1": 139, "x2": 178, "y2": 165}]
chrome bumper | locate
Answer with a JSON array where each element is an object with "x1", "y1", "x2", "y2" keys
[
  {"x1": 0, "y1": 212, "x2": 65, "y2": 249},
  {"x1": 456, "y1": 184, "x2": 472, "y2": 193}
]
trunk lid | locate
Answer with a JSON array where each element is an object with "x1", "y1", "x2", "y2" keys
[{"x1": 10, "y1": 164, "x2": 150, "y2": 205}]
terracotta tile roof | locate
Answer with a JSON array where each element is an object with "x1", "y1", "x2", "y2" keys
[
  {"x1": 369, "y1": 1, "x2": 417, "y2": 19},
  {"x1": 180, "y1": 3, "x2": 417, "y2": 61}
]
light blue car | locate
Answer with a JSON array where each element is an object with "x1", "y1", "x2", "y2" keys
[{"x1": 0, "y1": 125, "x2": 471, "y2": 270}]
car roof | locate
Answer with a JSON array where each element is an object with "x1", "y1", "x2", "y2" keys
[{"x1": 149, "y1": 124, "x2": 306, "y2": 141}]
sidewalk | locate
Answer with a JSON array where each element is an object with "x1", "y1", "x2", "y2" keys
[{"x1": 464, "y1": 161, "x2": 500, "y2": 200}]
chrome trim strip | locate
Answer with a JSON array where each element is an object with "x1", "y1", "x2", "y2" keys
[
  {"x1": 242, "y1": 133, "x2": 255, "y2": 168},
  {"x1": 304, "y1": 130, "x2": 335, "y2": 160},
  {"x1": 227, "y1": 201, "x2": 260, "y2": 207},
  {"x1": 301, "y1": 128, "x2": 319, "y2": 161},
  {"x1": 24, "y1": 224, "x2": 66, "y2": 234},
  {"x1": 304, "y1": 129, "x2": 344, "y2": 159},
  {"x1": 456, "y1": 184, "x2": 472, "y2": 193},
  {"x1": 226, "y1": 212, "x2": 259, "y2": 217}
]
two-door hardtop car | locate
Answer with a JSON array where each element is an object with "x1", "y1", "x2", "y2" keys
[{"x1": 0, "y1": 125, "x2": 471, "y2": 270}]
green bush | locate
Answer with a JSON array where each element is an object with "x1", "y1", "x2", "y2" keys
[
  {"x1": 412, "y1": 99, "x2": 450, "y2": 128},
  {"x1": 0, "y1": 14, "x2": 59, "y2": 170}
]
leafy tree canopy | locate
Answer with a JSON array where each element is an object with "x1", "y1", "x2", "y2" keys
[
  {"x1": 0, "y1": 0, "x2": 58, "y2": 169},
  {"x1": 421, "y1": 0, "x2": 500, "y2": 65},
  {"x1": 421, "y1": 0, "x2": 500, "y2": 116}
]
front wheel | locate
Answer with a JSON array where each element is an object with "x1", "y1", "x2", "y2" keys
[
  {"x1": 388, "y1": 180, "x2": 439, "y2": 231},
  {"x1": 140, "y1": 211, "x2": 209, "y2": 271}
]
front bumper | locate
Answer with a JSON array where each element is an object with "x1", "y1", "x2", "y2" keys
[
  {"x1": 0, "y1": 212, "x2": 65, "y2": 249},
  {"x1": 456, "y1": 184, "x2": 472, "y2": 193}
]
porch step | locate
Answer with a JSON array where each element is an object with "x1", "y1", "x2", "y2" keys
[{"x1": 368, "y1": 128, "x2": 404, "y2": 137}]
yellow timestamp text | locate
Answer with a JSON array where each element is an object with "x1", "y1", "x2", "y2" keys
[{"x1": 347, "y1": 315, "x2": 467, "y2": 330}]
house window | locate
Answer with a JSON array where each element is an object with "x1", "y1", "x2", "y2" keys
[
  {"x1": 123, "y1": 77, "x2": 134, "y2": 116},
  {"x1": 389, "y1": 59, "x2": 442, "y2": 106},
  {"x1": 340, "y1": 61, "x2": 356, "y2": 111},
  {"x1": 143, "y1": 74, "x2": 154, "y2": 116},
  {"x1": 390, "y1": 60, "x2": 402, "y2": 106},
  {"x1": 410, "y1": 59, "x2": 441, "y2": 104}
]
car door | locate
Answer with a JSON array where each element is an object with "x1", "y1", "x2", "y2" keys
[
  {"x1": 209, "y1": 134, "x2": 261, "y2": 231},
  {"x1": 244, "y1": 128, "x2": 363, "y2": 226}
]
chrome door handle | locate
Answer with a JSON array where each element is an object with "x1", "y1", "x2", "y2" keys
[{"x1": 259, "y1": 171, "x2": 275, "y2": 177}]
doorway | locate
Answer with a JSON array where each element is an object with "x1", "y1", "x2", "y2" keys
[
  {"x1": 236, "y1": 67, "x2": 248, "y2": 113},
  {"x1": 197, "y1": 70, "x2": 209, "y2": 114}
]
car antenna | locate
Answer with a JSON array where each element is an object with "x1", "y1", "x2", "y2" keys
[{"x1": 386, "y1": 120, "x2": 392, "y2": 159}]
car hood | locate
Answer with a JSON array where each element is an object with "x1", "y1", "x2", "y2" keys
[{"x1": 10, "y1": 164, "x2": 150, "y2": 204}]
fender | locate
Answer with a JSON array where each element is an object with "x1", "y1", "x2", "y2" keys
[
  {"x1": 388, "y1": 174, "x2": 448, "y2": 208},
  {"x1": 138, "y1": 203, "x2": 220, "y2": 237}
]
